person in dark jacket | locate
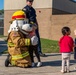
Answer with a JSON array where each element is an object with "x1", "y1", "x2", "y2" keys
[{"x1": 22, "y1": 0, "x2": 45, "y2": 57}]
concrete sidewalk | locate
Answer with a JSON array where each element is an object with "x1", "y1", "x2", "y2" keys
[
  {"x1": 0, "y1": 38, "x2": 76, "y2": 75},
  {"x1": 0, "y1": 53, "x2": 76, "y2": 75}
]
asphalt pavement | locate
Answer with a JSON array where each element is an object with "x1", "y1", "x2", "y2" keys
[{"x1": 0, "y1": 38, "x2": 7, "y2": 53}]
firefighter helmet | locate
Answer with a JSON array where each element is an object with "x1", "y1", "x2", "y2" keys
[{"x1": 12, "y1": 10, "x2": 26, "y2": 20}]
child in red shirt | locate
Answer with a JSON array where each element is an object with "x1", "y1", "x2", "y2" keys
[{"x1": 59, "y1": 26, "x2": 74, "y2": 73}]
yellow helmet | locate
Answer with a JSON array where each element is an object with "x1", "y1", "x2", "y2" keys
[{"x1": 12, "y1": 10, "x2": 26, "y2": 20}]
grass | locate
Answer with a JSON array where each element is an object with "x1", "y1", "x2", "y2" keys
[
  {"x1": 41, "y1": 38, "x2": 59, "y2": 53},
  {"x1": 0, "y1": 35, "x2": 7, "y2": 41},
  {"x1": 0, "y1": 35, "x2": 7, "y2": 37},
  {"x1": 2, "y1": 50, "x2": 8, "y2": 54},
  {"x1": 1, "y1": 36, "x2": 59, "y2": 53}
]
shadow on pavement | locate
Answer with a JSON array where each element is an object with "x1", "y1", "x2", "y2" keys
[
  {"x1": 44, "y1": 53, "x2": 74, "y2": 57},
  {"x1": 42, "y1": 60, "x2": 61, "y2": 67},
  {"x1": 0, "y1": 40, "x2": 7, "y2": 56},
  {"x1": 70, "y1": 70, "x2": 76, "y2": 73},
  {"x1": 44, "y1": 53, "x2": 61, "y2": 57},
  {"x1": 42, "y1": 60, "x2": 76, "y2": 67}
]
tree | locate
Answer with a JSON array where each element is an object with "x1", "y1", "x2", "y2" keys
[{"x1": 0, "y1": 9, "x2": 4, "y2": 15}]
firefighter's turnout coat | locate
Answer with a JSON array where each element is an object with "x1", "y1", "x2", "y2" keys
[{"x1": 7, "y1": 30, "x2": 32, "y2": 68}]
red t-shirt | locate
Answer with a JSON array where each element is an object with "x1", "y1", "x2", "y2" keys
[{"x1": 59, "y1": 35, "x2": 74, "y2": 53}]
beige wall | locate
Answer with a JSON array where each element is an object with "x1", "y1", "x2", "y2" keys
[
  {"x1": 5, "y1": 0, "x2": 76, "y2": 13},
  {"x1": 4, "y1": 0, "x2": 52, "y2": 10},
  {"x1": 4, "y1": 8, "x2": 52, "y2": 39},
  {"x1": 4, "y1": 0, "x2": 76, "y2": 40},
  {"x1": 4, "y1": 9, "x2": 76, "y2": 40},
  {"x1": 4, "y1": 10, "x2": 16, "y2": 36},
  {"x1": 4, "y1": 0, "x2": 52, "y2": 38}
]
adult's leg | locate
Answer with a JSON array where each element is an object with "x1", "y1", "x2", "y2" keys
[
  {"x1": 35, "y1": 29, "x2": 41, "y2": 53},
  {"x1": 74, "y1": 47, "x2": 76, "y2": 59},
  {"x1": 35, "y1": 28, "x2": 45, "y2": 56},
  {"x1": 5, "y1": 54, "x2": 10, "y2": 67}
]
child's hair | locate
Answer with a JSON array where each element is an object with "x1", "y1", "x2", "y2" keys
[{"x1": 62, "y1": 26, "x2": 70, "y2": 35}]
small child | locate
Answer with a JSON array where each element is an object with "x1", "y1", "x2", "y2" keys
[
  {"x1": 59, "y1": 26, "x2": 74, "y2": 73},
  {"x1": 27, "y1": 22, "x2": 42, "y2": 67}
]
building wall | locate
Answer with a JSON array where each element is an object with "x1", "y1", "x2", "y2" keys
[
  {"x1": 4, "y1": 0, "x2": 52, "y2": 10},
  {"x1": 4, "y1": 8, "x2": 52, "y2": 39},
  {"x1": 4, "y1": 10, "x2": 16, "y2": 35},
  {"x1": 53, "y1": 0, "x2": 76, "y2": 13},
  {"x1": 4, "y1": 8, "x2": 76, "y2": 40},
  {"x1": 51, "y1": 13, "x2": 76, "y2": 40},
  {"x1": 4, "y1": 0, "x2": 52, "y2": 38},
  {"x1": 4, "y1": 0, "x2": 76, "y2": 40}
]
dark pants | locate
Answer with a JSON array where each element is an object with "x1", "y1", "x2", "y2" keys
[
  {"x1": 74, "y1": 47, "x2": 76, "y2": 59},
  {"x1": 35, "y1": 28, "x2": 42, "y2": 53},
  {"x1": 74, "y1": 38, "x2": 76, "y2": 59},
  {"x1": 29, "y1": 45, "x2": 41, "y2": 62}
]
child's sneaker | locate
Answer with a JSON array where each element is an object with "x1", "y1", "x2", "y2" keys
[
  {"x1": 67, "y1": 70, "x2": 70, "y2": 73},
  {"x1": 37, "y1": 62, "x2": 42, "y2": 67},
  {"x1": 60, "y1": 70, "x2": 65, "y2": 73},
  {"x1": 74, "y1": 67, "x2": 76, "y2": 70},
  {"x1": 31, "y1": 62, "x2": 35, "y2": 67}
]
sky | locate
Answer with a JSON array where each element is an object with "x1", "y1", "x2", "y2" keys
[{"x1": 0, "y1": 0, "x2": 4, "y2": 10}]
